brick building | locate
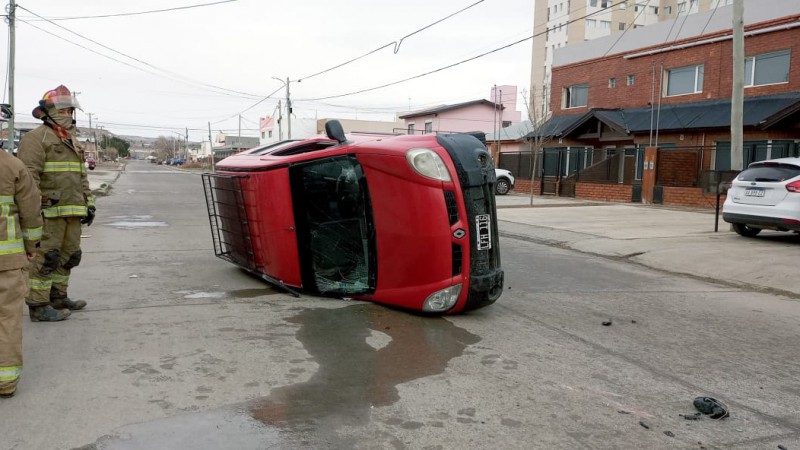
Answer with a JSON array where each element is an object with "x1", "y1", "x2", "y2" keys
[{"x1": 502, "y1": 1, "x2": 800, "y2": 207}]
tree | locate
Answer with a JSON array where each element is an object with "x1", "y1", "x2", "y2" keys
[
  {"x1": 520, "y1": 87, "x2": 554, "y2": 206},
  {"x1": 101, "y1": 135, "x2": 131, "y2": 158},
  {"x1": 153, "y1": 136, "x2": 181, "y2": 161}
]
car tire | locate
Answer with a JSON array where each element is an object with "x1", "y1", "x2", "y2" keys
[
  {"x1": 732, "y1": 223, "x2": 761, "y2": 237},
  {"x1": 495, "y1": 178, "x2": 510, "y2": 195}
]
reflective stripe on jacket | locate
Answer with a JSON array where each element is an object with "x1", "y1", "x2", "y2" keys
[
  {"x1": 18, "y1": 125, "x2": 92, "y2": 218},
  {"x1": 0, "y1": 151, "x2": 43, "y2": 271}
]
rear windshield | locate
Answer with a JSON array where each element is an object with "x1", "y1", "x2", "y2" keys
[{"x1": 738, "y1": 164, "x2": 800, "y2": 182}]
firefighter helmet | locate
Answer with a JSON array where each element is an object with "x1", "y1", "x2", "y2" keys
[{"x1": 32, "y1": 85, "x2": 82, "y2": 120}]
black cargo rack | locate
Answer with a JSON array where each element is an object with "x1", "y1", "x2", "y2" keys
[
  {"x1": 201, "y1": 173, "x2": 257, "y2": 270},
  {"x1": 201, "y1": 173, "x2": 300, "y2": 297}
]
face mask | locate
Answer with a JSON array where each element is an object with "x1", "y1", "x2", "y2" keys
[{"x1": 51, "y1": 109, "x2": 74, "y2": 129}]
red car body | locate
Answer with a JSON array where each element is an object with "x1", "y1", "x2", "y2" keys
[{"x1": 202, "y1": 122, "x2": 503, "y2": 314}]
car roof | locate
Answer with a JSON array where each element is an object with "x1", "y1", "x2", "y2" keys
[{"x1": 749, "y1": 157, "x2": 800, "y2": 167}]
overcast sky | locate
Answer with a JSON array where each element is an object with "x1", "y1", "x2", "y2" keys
[{"x1": 2, "y1": 0, "x2": 534, "y2": 142}]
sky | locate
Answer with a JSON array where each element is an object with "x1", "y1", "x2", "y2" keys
[{"x1": 1, "y1": 0, "x2": 535, "y2": 142}]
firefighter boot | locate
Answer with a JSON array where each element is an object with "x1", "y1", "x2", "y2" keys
[
  {"x1": 50, "y1": 291, "x2": 87, "y2": 311},
  {"x1": 0, "y1": 387, "x2": 15, "y2": 398},
  {"x1": 29, "y1": 305, "x2": 71, "y2": 322}
]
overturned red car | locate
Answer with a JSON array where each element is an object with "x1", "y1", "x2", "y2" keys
[{"x1": 202, "y1": 120, "x2": 503, "y2": 314}]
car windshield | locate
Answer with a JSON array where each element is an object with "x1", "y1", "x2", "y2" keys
[
  {"x1": 738, "y1": 164, "x2": 800, "y2": 182},
  {"x1": 291, "y1": 155, "x2": 375, "y2": 295}
]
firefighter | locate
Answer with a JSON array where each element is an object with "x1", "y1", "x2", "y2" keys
[
  {"x1": 0, "y1": 145, "x2": 44, "y2": 397},
  {"x1": 18, "y1": 85, "x2": 95, "y2": 321}
]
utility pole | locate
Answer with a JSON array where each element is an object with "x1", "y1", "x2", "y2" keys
[
  {"x1": 238, "y1": 114, "x2": 241, "y2": 139},
  {"x1": 730, "y1": 0, "x2": 744, "y2": 170},
  {"x1": 208, "y1": 121, "x2": 214, "y2": 172},
  {"x1": 277, "y1": 100, "x2": 283, "y2": 141},
  {"x1": 285, "y1": 77, "x2": 292, "y2": 139},
  {"x1": 86, "y1": 112, "x2": 98, "y2": 161},
  {"x1": 6, "y1": 0, "x2": 16, "y2": 153},
  {"x1": 185, "y1": 127, "x2": 189, "y2": 160}
]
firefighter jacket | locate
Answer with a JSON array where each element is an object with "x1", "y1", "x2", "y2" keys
[
  {"x1": 0, "y1": 150, "x2": 43, "y2": 271},
  {"x1": 18, "y1": 124, "x2": 95, "y2": 218}
]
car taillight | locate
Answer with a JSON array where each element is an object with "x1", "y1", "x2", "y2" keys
[{"x1": 786, "y1": 180, "x2": 800, "y2": 193}]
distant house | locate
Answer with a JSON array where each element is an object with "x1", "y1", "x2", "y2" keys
[
  {"x1": 213, "y1": 135, "x2": 260, "y2": 160},
  {"x1": 398, "y1": 86, "x2": 522, "y2": 135}
]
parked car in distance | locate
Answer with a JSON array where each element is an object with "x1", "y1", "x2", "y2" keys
[
  {"x1": 722, "y1": 157, "x2": 800, "y2": 237},
  {"x1": 85, "y1": 157, "x2": 96, "y2": 170},
  {"x1": 494, "y1": 168, "x2": 515, "y2": 195}
]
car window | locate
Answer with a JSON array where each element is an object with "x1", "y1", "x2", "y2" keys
[{"x1": 738, "y1": 164, "x2": 800, "y2": 182}]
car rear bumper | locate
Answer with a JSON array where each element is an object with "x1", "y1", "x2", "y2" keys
[{"x1": 723, "y1": 212, "x2": 800, "y2": 231}]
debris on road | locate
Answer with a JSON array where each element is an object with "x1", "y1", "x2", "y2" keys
[
  {"x1": 639, "y1": 421, "x2": 650, "y2": 429},
  {"x1": 693, "y1": 396, "x2": 730, "y2": 419},
  {"x1": 602, "y1": 320, "x2": 612, "y2": 326}
]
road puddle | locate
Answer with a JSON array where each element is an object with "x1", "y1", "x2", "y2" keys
[{"x1": 250, "y1": 303, "x2": 480, "y2": 430}]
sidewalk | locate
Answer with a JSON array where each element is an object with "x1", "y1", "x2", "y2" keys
[
  {"x1": 87, "y1": 161, "x2": 125, "y2": 196},
  {"x1": 496, "y1": 193, "x2": 800, "y2": 298}
]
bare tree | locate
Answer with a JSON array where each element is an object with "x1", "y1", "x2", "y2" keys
[{"x1": 520, "y1": 87, "x2": 554, "y2": 206}]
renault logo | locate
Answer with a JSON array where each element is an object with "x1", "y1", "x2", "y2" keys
[{"x1": 453, "y1": 228, "x2": 466, "y2": 239}]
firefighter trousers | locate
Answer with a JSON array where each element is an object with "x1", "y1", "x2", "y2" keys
[
  {"x1": 0, "y1": 268, "x2": 27, "y2": 395},
  {"x1": 26, "y1": 216, "x2": 82, "y2": 306}
]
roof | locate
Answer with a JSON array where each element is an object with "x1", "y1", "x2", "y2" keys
[
  {"x1": 485, "y1": 120, "x2": 533, "y2": 141},
  {"x1": 398, "y1": 99, "x2": 503, "y2": 119},
  {"x1": 526, "y1": 92, "x2": 800, "y2": 139}
]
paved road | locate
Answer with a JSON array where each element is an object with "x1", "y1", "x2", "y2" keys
[{"x1": 2, "y1": 161, "x2": 798, "y2": 449}]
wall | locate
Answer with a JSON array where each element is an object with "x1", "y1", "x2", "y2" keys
[
  {"x1": 550, "y1": 17, "x2": 800, "y2": 114},
  {"x1": 575, "y1": 182, "x2": 632, "y2": 202}
]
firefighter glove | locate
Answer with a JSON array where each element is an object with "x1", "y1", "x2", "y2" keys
[{"x1": 81, "y1": 206, "x2": 96, "y2": 226}]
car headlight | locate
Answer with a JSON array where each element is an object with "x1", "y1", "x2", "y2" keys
[
  {"x1": 422, "y1": 284, "x2": 462, "y2": 312},
  {"x1": 406, "y1": 148, "x2": 451, "y2": 182}
]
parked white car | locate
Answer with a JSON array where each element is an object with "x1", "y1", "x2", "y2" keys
[
  {"x1": 494, "y1": 168, "x2": 515, "y2": 195},
  {"x1": 722, "y1": 157, "x2": 800, "y2": 237}
]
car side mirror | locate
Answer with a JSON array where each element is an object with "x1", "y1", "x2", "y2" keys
[{"x1": 325, "y1": 120, "x2": 348, "y2": 144}]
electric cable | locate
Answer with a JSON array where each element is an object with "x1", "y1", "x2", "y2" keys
[
  {"x1": 18, "y1": 0, "x2": 237, "y2": 21},
  {"x1": 603, "y1": 0, "x2": 652, "y2": 56},
  {"x1": 298, "y1": 0, "x2": 485, "y2": 82},
  {"x1": 699, "y1": 0, "x2": 724, "y2": 36},
  {"x1": 300, "y1": 1, "x2": 624, "y2": 102},
  {"x1": 17, "y1": 4, "x2": 263, "y2": 100}
]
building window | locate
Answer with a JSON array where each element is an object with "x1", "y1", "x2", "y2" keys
[
  {"x1": 619, "y1": 0, "x2": 627, "y2": 9},
  {"x1": 677, "y1": 1, "x2": 686, "y2": 12},
  {"x1": 650, "y1": 6, "x2": 658, "y2": 14},
  {"x1": 619, "y1": 22, "x2": 626, "y2": 31},
  {"x1": 502, "y1": 121, "x2": 512, "y2": 128},
  {"x1": 261, "y1": 131, "x2": 265, "y2": 139},
  {"x1": 599, "y1": 20, "x2": 611, "y2": 30},
  {"x1": 666, "y1": 64, "x2": 704, "y2": 96},
  {"x1": 268, "y1": 131, "x2": 273, "y2": 138},
  {"x1": 424, "y1": 121, "x2": 433, "y2": 134},
  {"x1": 664, "y1": 5, "x2": 672, "y2": 14},
  {"x1": 590, "y1": 0, "x2": 598, "y2": 6},
  {"x1": 408, "y1": 123, "x2": 415, "y2": 134},
  {"x1": 564, "y1": 84, "x2": 589, "y2": 108},
  {"x1": 586, "y1": 19, "x2": 596, "y2": 28},
  {"x1": 600, "y1": 0, "x2": 610, "y2": 7},
  {"x1": 745, "y1": 50, "x2": 790, "y2": 87},
  {"x1": 627, "y1": 74, "x2": 635, "y2": 85},
  {"x1": 609, "y1": 78, "x2": 616, "y2": 88}
]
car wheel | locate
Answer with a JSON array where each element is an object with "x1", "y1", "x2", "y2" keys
[
  {"x1": 732, "y1": 223, "x2": 761, "y2": 237},
  {"x1": 495, "y1": 178, "x2": 510, "y2": 195}
]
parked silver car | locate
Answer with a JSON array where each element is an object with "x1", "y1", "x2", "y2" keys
[{"x1": 722, "y1": 157, "x2": 800, "y2": 237}]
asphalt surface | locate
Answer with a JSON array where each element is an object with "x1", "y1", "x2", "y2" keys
[{"x1": 0, "y1": 160, "x2": 796, "y2": 450}]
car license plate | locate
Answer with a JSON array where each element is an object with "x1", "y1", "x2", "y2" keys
[
  {"x1": 475, "y1": 214, "x2": 492, "y2": 250},
  {"x1": 744, "y1": 188, "x2": 765, "y2": 197}
]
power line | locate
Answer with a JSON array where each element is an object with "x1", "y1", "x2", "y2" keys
[
  {"x1": 299, "y1": 1, "x2": 625, "y2": 102},
  {"x1": 298, "y1": 0, "x2": 485, "y2": 82},
  {"x1": 16, "y1": 4, "x2": 263, "y2": 100},
  {"x1": 603, "y1": 0, "x2": 652, "y2": 57},
  {"x1": 210, "y1": 85, "x2": 284, "y2": 125},
  {"x1": 18, "y1": 0, "x2": 237, "y2": 21}
]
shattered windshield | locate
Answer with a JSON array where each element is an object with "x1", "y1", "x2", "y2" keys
[{"x1": 292, "y1": 156, "x2": 375, "y2": 295}]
